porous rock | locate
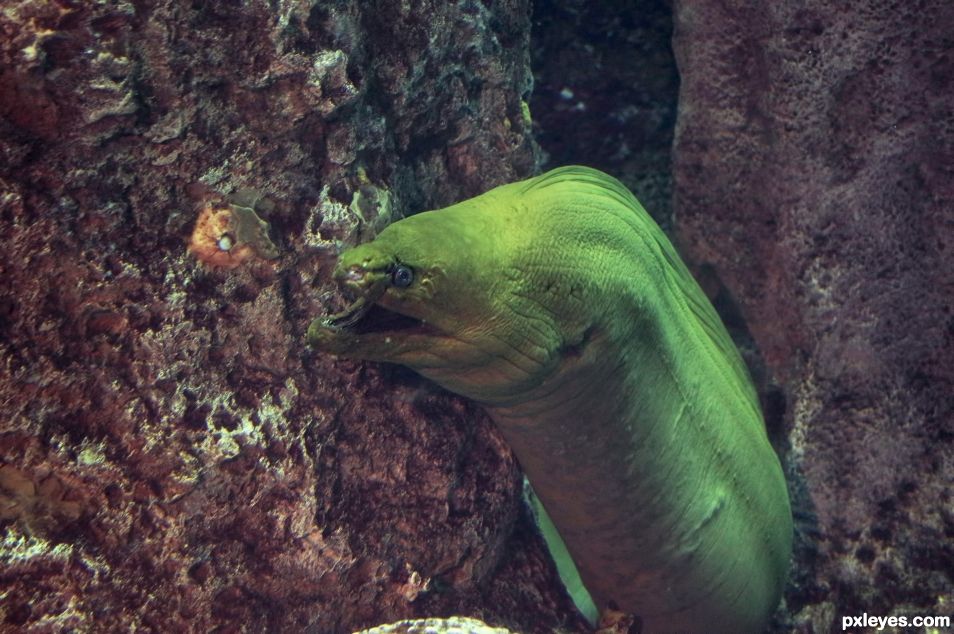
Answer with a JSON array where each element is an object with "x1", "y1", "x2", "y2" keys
[
  {"x1": 0, "y1": 1, "x2": 586, "y2": 632},
  {"x1": 672, "y1": 0, "x2": 954, "y2": 630}
]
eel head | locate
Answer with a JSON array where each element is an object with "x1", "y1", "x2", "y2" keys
[
  {"x1": 309, "y1": 207, "x2": 500, "y2": 371},
  {"x1": 308, "y1": 238, "x2": 443, "y2": 364},
  {"x1": 307, "y1": 204, "x2": 564, "y2": 403}
]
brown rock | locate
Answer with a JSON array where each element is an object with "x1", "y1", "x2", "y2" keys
[
  {"x1": 0, "y1": 1, "x2": 583, "y2": 632},
  {"x1": 672, "y1": 0, "x2": 954, "y2": 630}
]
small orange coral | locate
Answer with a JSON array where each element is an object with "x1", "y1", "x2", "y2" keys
[{"x1": 188, "y1": 202, "x2": 279, "y2": 269}]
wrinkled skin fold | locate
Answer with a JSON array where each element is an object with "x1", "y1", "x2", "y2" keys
[{"x1": 308, "y1": 166, "x2": 792, "y2": 633}]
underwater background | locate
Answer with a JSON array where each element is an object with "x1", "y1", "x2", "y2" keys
[{"x1": 0, "y1": 0, "x2": 951, "y2": 632}]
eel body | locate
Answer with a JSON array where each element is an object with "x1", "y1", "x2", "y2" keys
[{"x1": 308, "y1": 166, "x2": 792, "y2": 633}]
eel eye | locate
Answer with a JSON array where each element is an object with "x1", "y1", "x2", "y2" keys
[{"x1": 390, "y1": 264, "x2": 414, "y2": 288}]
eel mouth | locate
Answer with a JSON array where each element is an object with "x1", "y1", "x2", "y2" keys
[
  {"x1": 327, "y1": 299, "x2": 426, "y2": 335},
  {"x1": 323, "y1": 278, "x2": 431, "y2": 336}
]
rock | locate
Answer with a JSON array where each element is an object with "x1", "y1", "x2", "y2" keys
[
  {"x1": 671, "y1": 0, "x2": 954, "y2": 630},
  {"x1": 0, "y1": 1, "x2": 585, "y2": 632},
  {"x1": 356, "y1": 616, "x2": 517, "y2": 634}
]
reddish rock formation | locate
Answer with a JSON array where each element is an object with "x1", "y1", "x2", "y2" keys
[
  {"x1": 0, "y1": 1, "x2": 586, "y2": 632},
  {"x1": 672, "y1": 0, "x2": 954, "y2": 630}
]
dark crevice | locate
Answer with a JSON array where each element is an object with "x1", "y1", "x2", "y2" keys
[{"x1": 530, "y1": 0, "x2": 679, "y2": 230}]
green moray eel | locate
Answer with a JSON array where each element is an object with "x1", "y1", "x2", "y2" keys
[{"x1": 308, "y1": 166, "x2": 792, "y2": 633}]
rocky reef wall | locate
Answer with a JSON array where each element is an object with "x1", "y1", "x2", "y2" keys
[
  {"x1": 672, "y1": 0, "x2": 954, "y2": 630},
  {"x1": 0, "y1": 1, "x2": 586, "y2": 632}
]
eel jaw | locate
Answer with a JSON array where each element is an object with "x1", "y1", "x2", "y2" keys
[
  {"x1": 307, "y1": 266, "x2": 438, "y2": 358},
  {"x1": 323, "y1": 278, "x2": 386, "y2": 329}
]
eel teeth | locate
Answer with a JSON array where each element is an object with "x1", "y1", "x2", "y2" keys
[
  {"x1": 326, "y1": 295, "x2": 374, "y2": 329},
  {"x1": 324, "y1": 276, "x2": 388, "y2": 329}
]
